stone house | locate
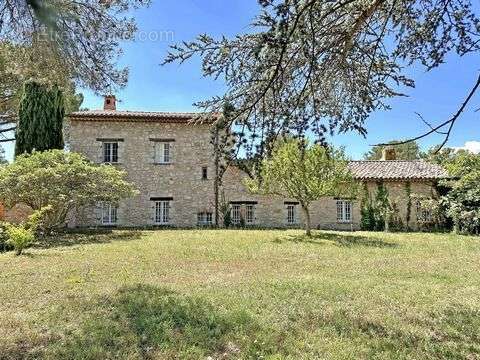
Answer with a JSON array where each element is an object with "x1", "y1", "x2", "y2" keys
[{"x1": 68, "y1": 96, "x2": 448, "y2": 230}]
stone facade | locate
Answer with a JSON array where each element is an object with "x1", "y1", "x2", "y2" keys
[{"x1": 69, "y1": 115, "x2": 438, "y2": 230}]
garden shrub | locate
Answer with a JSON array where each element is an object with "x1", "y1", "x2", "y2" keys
[
  {"x1": 0, "y1": 224, "x2": 12, "y2": 252},
  {"x1": 5, "y1": 224, "x2": 35, "y2": 255},
  {"x1": 0, "y1": 150, "x2": 137, "y2": 232},
  {"x1": 442, "y1": 171, "x2": 480, "y2": 234}
]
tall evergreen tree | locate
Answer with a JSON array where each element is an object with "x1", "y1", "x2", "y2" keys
[{"x1": 15, "y1": 81, "x2": 64, "y2": 157}]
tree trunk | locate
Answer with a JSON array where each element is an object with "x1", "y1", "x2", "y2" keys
[{"x1": 302, "y1": 205, "x2": 312, "y2": 237}]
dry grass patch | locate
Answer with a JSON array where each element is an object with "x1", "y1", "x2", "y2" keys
[{"x1": 0, "y1": 229, "x2": 479, "y2": 359}]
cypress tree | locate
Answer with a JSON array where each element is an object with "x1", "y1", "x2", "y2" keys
[{"x1": 15, "y1": 81, "x2": 65, "y2": 157}]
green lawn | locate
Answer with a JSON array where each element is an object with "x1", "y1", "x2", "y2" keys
[{"x1": 0, "y1": 230, "x2": 479, "y2": 359}]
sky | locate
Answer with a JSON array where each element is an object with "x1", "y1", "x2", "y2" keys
[{"x1": 4, "y1": 0, "x2": 480, "y2": 160}]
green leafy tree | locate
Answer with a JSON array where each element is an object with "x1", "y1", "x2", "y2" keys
[
  {"x1": 15, "y1": 81, "x2": 65, "y2": 156},
  {"x1": 246, "y1": 139, "x2": 356, "y2": 236},
  {"x1": 0, "y1": 0, "x2": 149, "y2": 95},
  {"x1": 421, "y1": 145, "x2": 480, "y2": 234},
  {"x1": 364, "y1": 141, "x2": 421, "y2": 160},
  {"x1": 443, "y1": 151, "x2": 480, "y2": 178},
  {"x1": 420, "y1": 145, "x2": 457, "y2": 166},
  {"x1": 435, "y1": 150, "x2": 480, "y2": 234},
  {"x1": 164, "y1": 0, "x2": 479, "y2": 157},
  {"x1": 0, "y1": 150, "x2": 138, "y2": 231},
  {"x1": 443, "y1": 171, "x2": 480, "y2": 234},
  {"x1": 0, "y1": 0, "x2": 146, "y2": 141}
]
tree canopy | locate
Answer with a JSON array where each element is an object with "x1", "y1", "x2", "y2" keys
[
  {"x1": 165, "y1": 0, "x2": 480, "y2": 157},
  {"x1": 0, "y1": 0, "x2": 143, "y2": 141},
  {"x1": 246, "y1": 139, "x2": 356, "y2": 236},
  {"x1": 1, "y1": 0, "x2": 149, "y2": 94},
  {"x1": 364, "y1": 140, "x2": 421, "y2": 160},
  {"x1": 0, "y1": 150, "x2": 138, "y2": 230},
  {"x1": 420, "y1": 145, "x2": 480, "y2": 234}
]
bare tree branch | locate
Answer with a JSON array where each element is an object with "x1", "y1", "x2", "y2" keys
[{"x1": 375, "y1": 72, "x2": 480, "y2": 152}]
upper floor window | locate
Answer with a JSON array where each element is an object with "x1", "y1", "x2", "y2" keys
[
  {"x1": 202, "y1": 166, "x2": 208, "y2": 180},
  {"x1": 101, "y1": 203, "x2": 118, "y2": 225},
  {"x1": 103, "y1": 142, "x2": 118, "y2": 163},
  {"x1": 336, "y1": 200, "x2": 352, "y2": 223},
  {"x1": 197, "y1": 212, "x2": 213, "y2": 226},
  {"x1": 155, "y1": 200, "x2": 170, "y2": 224},
  {"x1": 155, "y1": 142, "x2": 171, "y2": 164},
  {"x1": 286, "y1": 204, "x2": 297, "y2": 224}
]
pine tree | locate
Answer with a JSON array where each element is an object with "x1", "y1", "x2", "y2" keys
[{"x1": 15, "y1": 81, "x2": 65, "y2": 157}]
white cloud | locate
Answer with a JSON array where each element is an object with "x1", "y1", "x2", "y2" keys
[{"x1": 453, "y1": 141, "x2": 480, "y2": 154}]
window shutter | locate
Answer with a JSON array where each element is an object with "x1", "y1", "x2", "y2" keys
[
  {"x1": 167, "y1": 143, "x2": 172, "y2": 163},
  {"x1": 117, "y1": 142, "x2": 124, "y2": 164},
  {"x1": 93, "y1": 203, "x2": 102, "y2": 224},
  {"x1": 97, "y1": 142, "x2": 104, "y2": 163},
  {"x1": 152, "y1": 142, "x2": 157, "y2": 164}
]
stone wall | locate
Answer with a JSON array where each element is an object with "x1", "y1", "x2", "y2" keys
[
  {"x1": 69, "y1": 118, "x2": 436, "y2": 231},
  {"x1": 70, "y1": 120, "x2": 216, "y2": 227},
  {"x1": 362, "y1": 180, "x2": 436, "y2": 231}
]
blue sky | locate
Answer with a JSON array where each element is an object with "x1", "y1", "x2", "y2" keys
[{"x1": 4, "y1": 0, "x2": 479, "y2": 160}]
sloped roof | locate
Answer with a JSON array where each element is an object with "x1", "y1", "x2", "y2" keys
[
  {"x1": 68, "y1": 110, "x2": 216, "y2": 124},
  {"x1": 348, "y1": 160, "x2": 448, "y2": 181}
]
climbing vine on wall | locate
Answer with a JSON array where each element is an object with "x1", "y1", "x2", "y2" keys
[
  {"x1": 360, "y1": 183, "x2": 375, "y2": 231},
  {"x1": 405, "y1": 181, "x2": 412, "y2": 230}
]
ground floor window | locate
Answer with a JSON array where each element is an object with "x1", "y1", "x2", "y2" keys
[
  {"x1": 416, "y1": 201, "x2": 432, "y2": 222},
  {"x1": 231, "y1": 204, "x2": 241, "y2": 224},
  {"x1": 286, "y1": 204, "x2": 297, "y2": 224},
  {"x1": 197, "y1": 212, "x2": 213, "y2": 226},
  {"x1": 155, "y1": 201, "x2": 170, "y2": 224},
  {"x1": 102, "y1": 203, "x2": 118, "y2": 225},
  {"x1": 245, "y1": 204, "x2": 255, "y2": 224},
  {"x1": 336, "y1": 200, "x2": 352, "y2": 223}
]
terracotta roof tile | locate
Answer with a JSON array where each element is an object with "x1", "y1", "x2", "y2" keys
[
  {"x1": 348, "y1": 160, "x2": 448, "y2": 180},
  {"x1": 68, "y1": 110, "x2": 216, "y2": 123}
]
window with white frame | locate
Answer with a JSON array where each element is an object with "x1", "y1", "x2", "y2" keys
[
  {"x1": 245, "y1": 204, "x2": 255, "y2": 224},
  {"x1": 286, "y1": 204, "x2": 297, "y2": 224},
  {"x1": 231, "y1": 204, "x2": 241, "y2": 224},
  {"x1": 416, "y1": 201, "x2": 432, "y2": 222},
  {"x1": 336, "y1": 200, "x2": 352, "y2": 222},
  {"x1": 197, "y1": 212, "x2": 213, "y2": 225},
  {"x1": 103, "y1": 142, "x2": 118, "y2": 163},
  {"x1": 155, "y1": 200, "x2": 170, "y2": 224},
  {"x1": 155, "y1": 142, "x2": 171, "y2": 164},
  {"x1": 101, "y1": 203, "x2": 118, "y2": 225}
]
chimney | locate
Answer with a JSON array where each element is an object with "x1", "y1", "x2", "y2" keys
[
  {"x1": 381, "y1": 146, "x2": 396, "y2": 161},
  {"x1": 103, "y1": 95, "x2": 116, "y2": 111}
]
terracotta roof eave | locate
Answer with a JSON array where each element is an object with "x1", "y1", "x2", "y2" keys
[{"x1": 67, "y1": 111, "x2": 217, "y2": 124}]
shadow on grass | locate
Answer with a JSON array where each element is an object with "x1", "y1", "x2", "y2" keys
[
  {"x1": 275, "y1": 232, "x2": 398, "y2": 248},
  {"x1": 313, "y1": 307, "x2": 480, "y2": 358},
  {"x1": 34, "y1": 230, "x2": 145, "y2": 249},
  {"x1": 46, "y1": 284, "x2": 281, "y2": 359}
]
